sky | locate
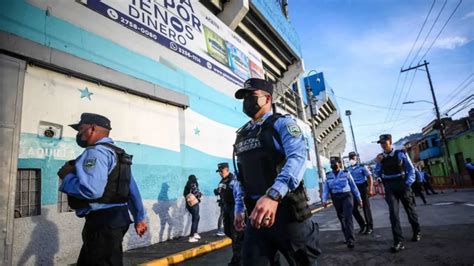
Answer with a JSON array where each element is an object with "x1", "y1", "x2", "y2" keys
[{"x1": 291, "y1": 0, "x2": 474, "y2": 162}]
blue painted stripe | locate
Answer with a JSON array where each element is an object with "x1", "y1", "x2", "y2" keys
[
  {"x1": 17, "y1": 133, "x2": 320, "y2": 205},
  {"x1": 0, "y1": 1, "x2": 247, "y2": 128}
]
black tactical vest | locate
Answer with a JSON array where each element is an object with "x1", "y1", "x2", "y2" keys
[
  {"x1": 381, "y1": 150, "x2": 405, "y2": 177},
  {"x1": 219, "y1": 173, "x2": 235, "y2": 206},
  {"x1": 234, "y1": 114, "x2": 311, "y2": 222},
  {"x1": 68, "y1": 143, "x2": 132, "y2": 210}
]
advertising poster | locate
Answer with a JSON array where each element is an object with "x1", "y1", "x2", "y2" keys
[{"x1": 82, "y1": 0, "x2": 264, "y2": 86}]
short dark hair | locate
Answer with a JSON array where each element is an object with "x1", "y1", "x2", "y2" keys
[{"x1": 467, "y1": 158, "x2": 472, "y2": 163}]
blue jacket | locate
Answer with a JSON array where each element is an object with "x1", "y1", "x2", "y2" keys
[
  {"x1": 322, "y1": 170, "x2": 361, "y2": 203},
  {"x1": 374, "y1": 149, "x2": 415, "y2": 187},
  {"x1": 348, "y1": 164, "x2": 372, "y2": 184},
  {"x1": 234, "y1": 112, "x2": 307, "y2": 214},
  {"x1": 59, "y1": 137, "x2": 146, "y2": 223}
]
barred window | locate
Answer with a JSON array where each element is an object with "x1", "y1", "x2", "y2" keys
[
  {"x1": 15, "y1": 169, "x2": 41, "y2": 218},
  {"x1": 58, "y1": 179, "x2": 73, "y2": 213}
]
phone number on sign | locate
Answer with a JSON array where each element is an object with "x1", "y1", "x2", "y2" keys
[{"x1": 120, "y1": 17, "x2": 157, "y2": 40}]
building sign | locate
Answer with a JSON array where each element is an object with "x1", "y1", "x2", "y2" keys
[{"x1": 82, "y1": 0, "x2": 264, "y2": 86}]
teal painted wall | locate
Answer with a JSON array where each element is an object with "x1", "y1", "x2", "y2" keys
[{"x1": 19, "y1": 133, "x2": 319, "y2": 206}]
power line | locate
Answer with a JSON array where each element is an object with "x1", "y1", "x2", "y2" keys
[
  {"x1": 450, "y1": 102, "x2": 473, "y2": 116},
  {"x1": 418, "y1": 0, "x2": 463, "y2": 63},
  {"x1": 444, "y1": 94, "x2": 473, "y2": 115},
  {"x1": 409, "y1": 0, "x2": 447, "y2": 67},
  {"x1": 439, "y1": 76, "x2": 473, "y2": 111},
  {"x1": 383, "y1": 72, "x2": 402, "y2": 123},
  {"x1": 439, "y1": 72, "x2": 473, "y2": 107},
  {"x1": 335, "y1": 95, "x2": 425, "y2": 111},
  {"x1": 389, "y1": 69, "x2": 419, "y2": 130},
  {"x1": 385, "y1": 71, "x2": 410, "y2": 127},
  {"x1": 401, "y1": 0, "x2": 437, "y2": 69}
]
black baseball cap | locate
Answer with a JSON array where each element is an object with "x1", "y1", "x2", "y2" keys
[
  {"x1": 330, "y1": 156, "x2": 341, "y2": 163},
  {"x1": 235, "y1": 78, "x2": 274, "y2": 99},
  {"x1": 69, "y1": 113, "x2": 112, "y2": 131},
  {"x1": 377, "y1": 134, "x2": 392, "y2": 143},
  {"x1": 216, "y1": 162, "x2": 229, "y2": 172},
  {"x1": 348, "y1": 152, "x2": 357, "y2": 159}
]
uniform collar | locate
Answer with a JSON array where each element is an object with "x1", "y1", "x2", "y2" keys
[
  {"x1": 252, "y1": 111, "x2": 273, "y2": 126},
  {"x1": 95, "y1": 137, "x2": 114, "y2": 144},
  {"x1": 383, "y1": 149, "x2": 396, "y2": 156}
]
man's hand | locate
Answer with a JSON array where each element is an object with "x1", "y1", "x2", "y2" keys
[
  {"x1": 135, "y1": 220, "x2": 148, "y2": 237},
  {"x1": 368, "y1": 189, "x2": 375, "y2": 197},
  {"x1": 234, "y1": 212, "x2": 246, "y2": 232},
  {"x1": 248, "y1": 195, "x2": 279, "y2": 229},
  {"x1": 359, "y1": 200, "x2": 363, "y2": 208},
  {"x1": 57, "y1": 160, "x2": 75, "y2": 179},
  {"x1": 375, "y1": 153, "x2": 384, "y2": 163}
]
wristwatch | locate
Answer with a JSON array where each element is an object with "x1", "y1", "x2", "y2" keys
[{"x1": 265, "y1": 188, "x2": 282, "y2": 202}]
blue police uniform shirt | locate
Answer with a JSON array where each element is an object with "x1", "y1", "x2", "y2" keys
[
  {"x1": 348, "y1": 164, "x2": 371, "y2": 184},
  {"x1": 415, "y1": 169, "x2": 425, "y2": 183},
  {"x1": 59, "y1": 137, "x2": 146, "y2": 223},
  {"x1": 234, "y1": 111, "x2": 307, "y2": 214},
  {"x1": 374, "y1": 149, "x2": 415, "y2": 186},
  {"x1": 322, "y1": 170, "x2": 361, "y2": 203},
  {"x1": 465, "y1": 162, "x2": 474, "y2": 171}
]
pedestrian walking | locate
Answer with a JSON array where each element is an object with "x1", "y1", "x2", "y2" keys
[
  {"x1": 216, "y1": 162, "x2": 244, "y2": 265},
  {"x1": 323, "y1": 156, "x2": 362, "y2": 248},
  {"x1": 348, "y1": 151, "x2": 374, "y2": 234},
  {"x1": 214, "y1": 179, "x2": 226, "y2": 237},
  {"x1": 412, "y1": 169, "x2": 427, "y2": 205},
  {"x1": 183, "y1": 175, "x2": 202, "y2": 242},
  {"x1": 58, "y1": 113, "x2": 148, "y2": 266},
  {"x1": 233, "y1": 78, "x2": 320, "y2": 266},
  {"x1": 464, "y1": 158, "x2": 474, "y2": 185},
  {"x1": 374, "y1": 134, "x2": 421, "y2": 253},
  {"x1": 421, "y1": 168, "x2": 438, "y2": 194}
]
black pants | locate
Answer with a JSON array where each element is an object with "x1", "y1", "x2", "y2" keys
[
  {"x1": 77, "y1": 206, "x2": 131, "y2": 266},
  {"x1": 242, "y1": 203, "x2": 320, "y2": 266},
  {"x1": 423, "y1": 180, "x2": 437, "y2": 194},
  {"x1": 411, "y1": 181, "x2": 427, "y2": 204},
  {"x1": 223, "y1": 205, "x2": 244, "y2": 265},
  {"x1": 333, "y1": 192, "x2": 355, "y2": 243},
  {"x1": 353, "y1": 183, "x2": 373, "y2": 229},
  {"x1": 383, "y1": 179, "x2": 420, "y2": 244},
  {"x1": 186, "y1": 203, "x2": 200, "y2": 236}
]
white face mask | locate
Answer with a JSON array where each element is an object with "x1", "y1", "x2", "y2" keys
[{"x1": 349, "y1": 159, "x2": 357, "y2": 166}]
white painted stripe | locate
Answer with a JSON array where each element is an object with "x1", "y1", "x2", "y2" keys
[{"x1": 22, "y1": 65, "x2": 181, "y2": 152}]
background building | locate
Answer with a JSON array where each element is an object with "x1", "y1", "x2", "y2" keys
[{"x1": 0, "y1": 0, "x2": 329, "y2": 264}]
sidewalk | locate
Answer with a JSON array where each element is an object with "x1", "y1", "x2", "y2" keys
[{"x1": 124, "y1": 203, "x2": 326, "y2": 266}]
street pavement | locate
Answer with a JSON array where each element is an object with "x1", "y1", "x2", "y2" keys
[{"x1": 175, "y1": 189, "x2": 474, "y2": 266}]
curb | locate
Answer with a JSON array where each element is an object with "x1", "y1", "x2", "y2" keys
[{"x1": 140, "y1": 204, "x2": 330, "y2": 266}]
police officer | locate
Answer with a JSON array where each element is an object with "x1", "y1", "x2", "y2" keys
[
  {"x1": 215, "y1": 162, "x2": 244, "y2": 265},
  {"x1": 233, "y1": 78, "x2": 320, "y2": 265},
  {"x1": 323, "y1": 156, "x2": 362, "y2": 248},
  {"x1": 348, "y1": 152, "x2": 374, "y2": 234},
  {"x1": 412, "y1": 168, "x2": 427, "y2": 205},
  {"x1": 58, "y1": 113, "x2": 148, "y2": 265},
  {"x1": 374, "y1": 134, "x2": 421, "y2": 253}
]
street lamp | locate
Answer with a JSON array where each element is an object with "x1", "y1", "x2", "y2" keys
[
  {"x1": 304, "y1": 70, "x2": 325, "y2": 194},
  {"x1": 402, "y1": 100, "x2": 434, "y2": 105},
  {"x1": 345, "y1": 110, "x2": 359, "y2": 161}
]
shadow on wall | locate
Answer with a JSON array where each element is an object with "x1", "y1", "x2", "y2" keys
[
  {"x1": 17, "y1": 208, "x2": 59, "y2": 265},
  {"x1": 152, "y1": 182, "x2": 191, "y2": 241}
]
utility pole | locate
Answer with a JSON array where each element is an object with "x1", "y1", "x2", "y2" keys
[
  {"x1": 304, "y1": 72, "x2": 326, "y2": 200},
  {"x1": 345, "y1": 110, "x2": 359, "y2": 159},
  {"x1": 401, "y1": 60, "x2": 456, "y2": 188}
]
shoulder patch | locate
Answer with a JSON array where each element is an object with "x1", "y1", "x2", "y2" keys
[
  {"x1": 286, "y1": 123, "x2": 302, "y2": 137},
  {"x1": 83, "y1": 158, "x2": 97, "y2": 169}
]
